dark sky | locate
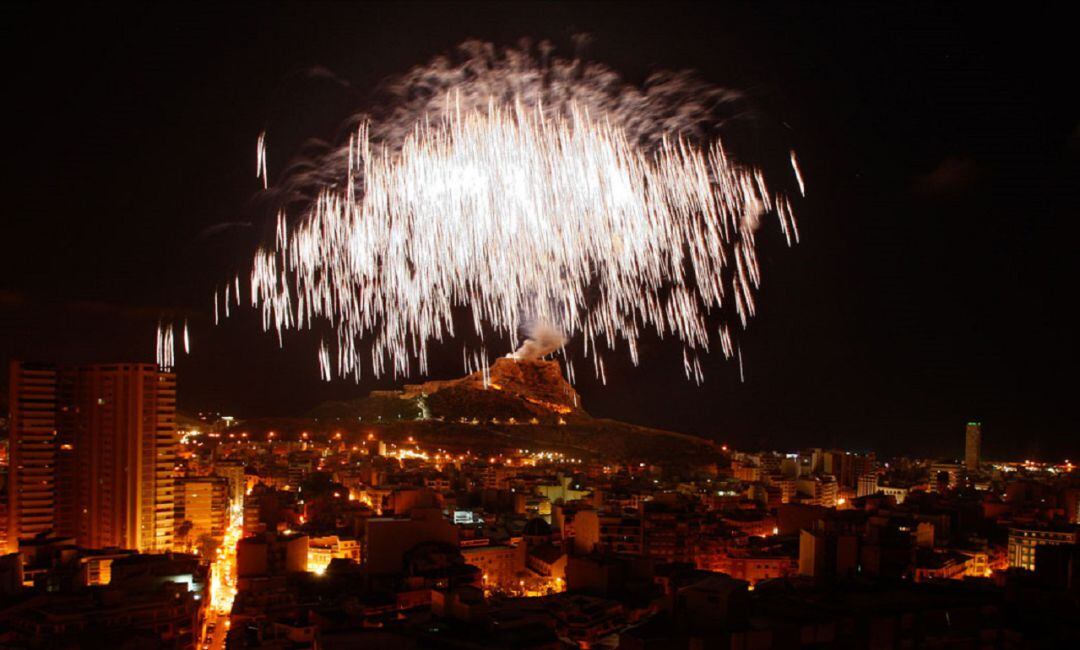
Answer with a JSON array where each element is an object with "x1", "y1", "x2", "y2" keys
[{"x1": 2, "y1": 2, "x2": 1077, "y2": 460}]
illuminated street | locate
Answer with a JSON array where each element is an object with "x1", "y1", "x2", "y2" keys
[{"x1": 203, "y1": 502, "x2": 243, "y2": 649}]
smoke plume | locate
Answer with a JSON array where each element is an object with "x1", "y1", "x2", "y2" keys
[{"x1": 510, "y1": 323, "x2": 567, "y2": 361}]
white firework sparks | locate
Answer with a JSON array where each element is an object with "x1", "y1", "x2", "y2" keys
[
  {"x1": 244, "y1": 41, "x2": 800, "y2": 383},
  {"x1": 256, "y1": 131, "x2": 269, "y2": 189},
  {"x1": 156, "y1": 321, "x2": 175, "y2": 370},
  {"x1": 318, "y1": 340, "x2": 332, "y2": 381}
]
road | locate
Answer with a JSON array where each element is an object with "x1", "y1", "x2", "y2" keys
[
  {"x1": 201, "y1": 610, "x2": 229, "y2": 650},
  {"x1": 201, "y1": 502, "x2": 243, "y2": 649}
]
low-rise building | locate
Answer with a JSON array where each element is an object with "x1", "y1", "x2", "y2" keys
[
  {"x1": 1008, "y1": 526, "x2": 1079, "y2": 571},
  {"x1": 307, "y1": 535, "x2": 361, "y2": 574}
]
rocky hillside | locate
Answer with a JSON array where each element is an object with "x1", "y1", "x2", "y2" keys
[
  {"x1": 312, "y1": 357, "x2": 586, "y2": 424},
  {"x1": 287, "y1": 356, "x2": 724, "y2": 465}
]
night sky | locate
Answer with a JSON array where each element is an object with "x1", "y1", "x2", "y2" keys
[{"x1": 3, "y1": 3, "x2": 1076, "y2": 460}]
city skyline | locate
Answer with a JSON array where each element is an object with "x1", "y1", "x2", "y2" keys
[
  {"x1": 3, "y1": 5, "x2": 1078, "y2": 649},
  {"x1": 5, "y1": 362, "x2": 1076, "y2": 647}
]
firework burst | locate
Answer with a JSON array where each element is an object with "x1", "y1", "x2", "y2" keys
[{"x1": 243, "y1": 40, "x2": 801, "y2": 384}]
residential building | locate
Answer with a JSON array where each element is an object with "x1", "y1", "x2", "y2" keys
[
  {"x1": 68, "y1": 364, "x2": 178, "y2": 552},
  {"x1": 1008, "y1": 526, "x2": 1079, "y2": 571}
]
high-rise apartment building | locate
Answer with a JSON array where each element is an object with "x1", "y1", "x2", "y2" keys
[
  {"x1": 69, "y1": 364, "x2": 177, "y2": 552},
  {"x1": 6, "y1": 361, "x2": 177, "y2": 554},
  {"x1": 6, "y1": 362, "x2": 58, "y2": 551},
  {"x1": 965, "y1": 422, "x2": 981, "y2": 472}
]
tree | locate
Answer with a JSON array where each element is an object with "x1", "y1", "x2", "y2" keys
[
  {"x1": 175, "y1": 520, "x2": 194, "y2": 553},
  {"x1": 197, "y1": 532, "x2": 220, "y2": 560}
]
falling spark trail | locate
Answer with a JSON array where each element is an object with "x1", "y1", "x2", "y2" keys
[
  {"x1": 318, "y1": 340, "x2": 331, "y2": 381},
  {"x1": 183, "y1": 319, "x2": 190, "y2": 354},
  {"x1": 790, "y1": 151, "x2": 805, "y2": 197},
  {"x1": 256, "y1": 131, "x2": 269, "y2": 189}
]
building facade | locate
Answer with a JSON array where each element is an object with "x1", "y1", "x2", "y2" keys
[
  {"x1": 1007, "y1": 527, "x2": 1079, "y2": 571},
  {"x1": 6, "y1": 362, "x2": 58, "y2": 551},
  {"x1": 857, "y1": 473, "x2": 879, "y2": 498},
  {"x1": 69, "y1": 364, "x2": 177, "y2": 552},
  {"x1": 213, "y1": 460, "x2": 247, "y2": 508},
  {"x1": 175, "y1": 476, "x2": 229, "y2": 551}
]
